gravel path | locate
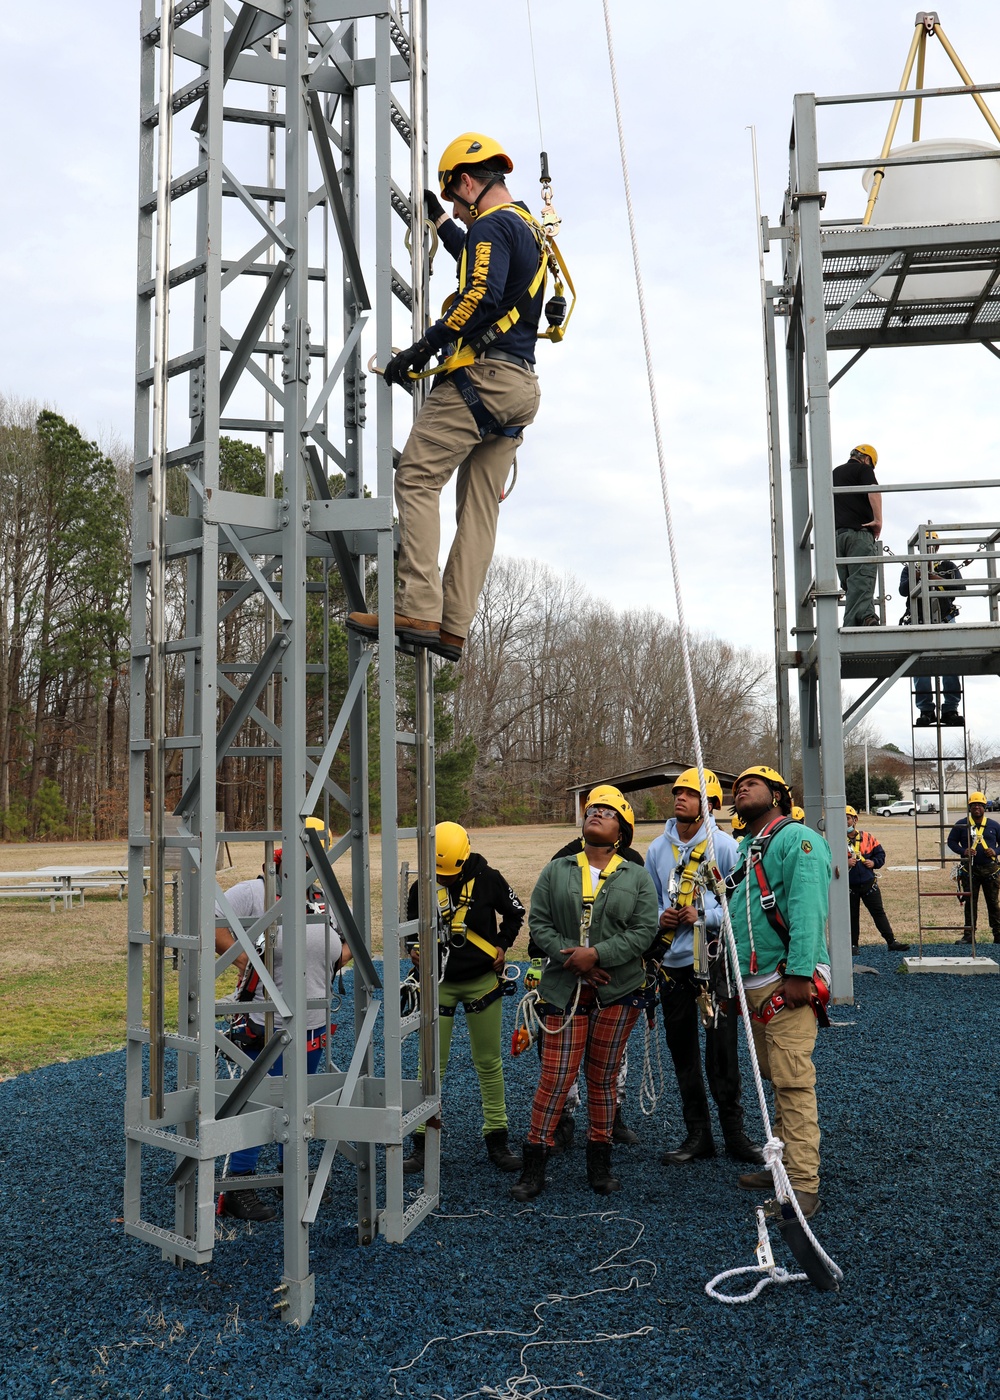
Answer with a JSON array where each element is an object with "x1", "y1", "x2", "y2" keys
[{"x1": 2, "y1": 949, "x2": 997, "y2": 1399}]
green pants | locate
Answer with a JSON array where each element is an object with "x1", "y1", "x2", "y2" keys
[
  {"x1": 415, "y1": 969, "x2": 509, "y2": 1137},
  {"x1": 836, "y1": 527, "x2": 879, "y2": 626}
]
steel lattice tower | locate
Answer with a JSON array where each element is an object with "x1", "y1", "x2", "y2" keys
[{"x1": 125, "y1": 0, "x2": 441, "y2": 1325}]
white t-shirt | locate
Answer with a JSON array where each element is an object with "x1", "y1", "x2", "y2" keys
[
  {"x1": 216, "y1": 880, "x2": 342, "y2": 1033},
  {"x1": 215, "y1": 876, "x2": 266, "y2": 922},
  {"x1": 248, "y1": 918, "x2": 342, "y2": 1032}
]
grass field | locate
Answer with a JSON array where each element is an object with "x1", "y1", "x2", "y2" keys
[{"x1": 0, "y1": 815, "x2": 968, "y2": 1077}]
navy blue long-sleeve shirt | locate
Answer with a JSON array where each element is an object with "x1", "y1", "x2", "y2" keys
[
  {"x1": 423, "y1": 203, "x2": 543, "y2": 364},
  {"x1": 947, "y1": 816, "x2": 1000, "y2": 867}
]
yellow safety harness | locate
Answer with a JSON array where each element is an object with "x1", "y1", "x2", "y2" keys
[
  {"x1": 669, "y1": 837, "x2": 710, "y2": 909},
  {"x1": 576, "y1": 849, "x2": 624, "y2": 942},
  {"x1": 967, "y1": 816, "x2": 999, "y2": 867},
  {"x1": 437, "y1": 880, "x2": 501, "y2": 961},
  {"x1": 410, "y1": 202, "x2": 576, "y2": 383}
]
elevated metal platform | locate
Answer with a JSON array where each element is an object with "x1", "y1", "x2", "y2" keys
[
  {"x1": 761, "y1": 49, "x2": 1000, "y2": 1004},
  {"x1": 826, "y1": 621, "x2": 1000, "y2": 679},
  {"x1": 790, "y1": 218, "x2": 1000, "y2": 351}
]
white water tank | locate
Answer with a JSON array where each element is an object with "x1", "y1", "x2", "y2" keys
[{"x1": 861, "y1": 138, "x2": 1000, "y2": 300}]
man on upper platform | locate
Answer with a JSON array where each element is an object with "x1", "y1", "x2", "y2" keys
[
  {"x1": 349, "y1": 133, "x2": 544, "y2": 663},
  {"x1": 833, "y1": 443, "x2": 882, "y2": 628}
]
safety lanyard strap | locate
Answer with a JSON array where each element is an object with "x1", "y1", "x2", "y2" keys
[
  {"x1": 669, "y1": 837, "x2": 709, "y2": 908},
  {"x1": 437, "y1": 880, "x2": 502, "y2": 960},
  {"x1": 847, "y1": 830, "x2": 862, "y2": 855},
  {"x1": 576, "y1": 850, "x2": 623, "y2": 944},
  {"x1": 969, "y1": 817, "x2": 990, "y2": 857}
]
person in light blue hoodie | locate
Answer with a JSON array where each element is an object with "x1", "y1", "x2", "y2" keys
[{"x1": 645, "y1": 768, "x2": 762, "y2": 1169}]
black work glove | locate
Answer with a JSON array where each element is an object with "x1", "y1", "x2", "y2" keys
[
  {"x1": 383, "y1": 338, "x2": 433, "y2": 388},
  {"x1": 424, "y1": 189, "x2": 445, "y2": 223}
]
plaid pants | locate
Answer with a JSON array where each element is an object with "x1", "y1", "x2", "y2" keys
[{"x1": 528, "y1": 1001, "x2": 640, "y2": 1146}]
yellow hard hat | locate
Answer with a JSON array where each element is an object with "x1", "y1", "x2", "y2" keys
[
  {"x1": 969, "y1": 792, "x2": 988, "y2": 806},
  {"x1": 436, "y1": 821, "x2": 471, "y2": 877},
  {"x1": 584, "y1": 784, "x2": 635, "y2": 848},
  {"x1": 672, "y1": 767, "x2": 723, "y2": 809},
  {"x1": 845, "y1": 805, "x2": 858, "y2": 818},
  {"x1": 733, "y1": 765, "x2": 790, "y2": 796},
  {"x1": 438, "y1": 133, "x2": 513, "y2": 195},
  {"x1": 791, "y1": 805, "x2": 806, "y2": 823},
  {"x1": 730, "y1": 812, "x2": 746, "y2": 833},
  {"x1": 305, "y1": 815, "x2": 332, "y2": 849},
  {"x1": 852, "y1": 443, "x2": 878, "y2": 466}
]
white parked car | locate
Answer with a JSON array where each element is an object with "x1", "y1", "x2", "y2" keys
[{"x1": 876, "y1": 800, "x2": 915, "y2": 817}]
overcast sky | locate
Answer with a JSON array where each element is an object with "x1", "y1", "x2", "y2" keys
[{"x1": 2, "y1": 1, "x2": 999, "y2": 757}]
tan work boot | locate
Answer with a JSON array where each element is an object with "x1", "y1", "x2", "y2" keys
[{"x1": 347, "y1": 612, "x2": 440, "y2": 646}]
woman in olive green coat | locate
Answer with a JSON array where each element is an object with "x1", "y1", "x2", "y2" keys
[{"x1": 512, "y1": 789, "x2": 658, "y2": 1200}]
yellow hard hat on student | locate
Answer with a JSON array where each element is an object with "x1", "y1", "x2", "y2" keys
[
  {"x1": 845, "y1": 805, "x2": 858, "y2": 818},
  {"x1": 672, "y1": 767, "x2": 723, "y2": 809},
  {"x1": 852, "y1": 443, "x2": 878, "y2": 466},
  {"x1": 584, "y1": 785, "x2": 635, "y2": 849},
  {"x1": 731, "y1": 812, "x2": 746, "y2": 833},
  {"x1": 733, "y1": 765, "x2": 791, "y2": 796},
  {"x1": 438, "y1": 133, "x2": 513, "y2": 195},
  {"x1": 305, "y1": 815, "x2": 332, "y2": 849},
  {"x1": 791, "y1": 805, "x2": 806, "y2": 823},
  {"x1": 436, "y1": 821, "x2": 471, "y2": 877},
  {"x1": 969, "y1": 792, "x2": 988, "y2": 806}
]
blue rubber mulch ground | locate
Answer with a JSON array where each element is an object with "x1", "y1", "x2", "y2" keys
[{"x1": 2, "y1": 950, "x2": 998, "y2": 1400}]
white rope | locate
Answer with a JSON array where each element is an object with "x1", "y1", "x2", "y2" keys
[
  {"x1": 388, "y1": 1209, "x2": 656, "y2": 1400},
  {"x1": 514, "y1": 979, "x2": 582, "y2": 1049},
  {"x1": 638, "y1": 1007, "x2": 666, "y2": 1117},
  {"x1": 599, "y1": 0, "x2": 842, "y2": 1296}
]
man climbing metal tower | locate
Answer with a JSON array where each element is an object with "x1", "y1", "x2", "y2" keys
[{"x1": 350, "y1": 132, "x2": 567, "y2": 662}]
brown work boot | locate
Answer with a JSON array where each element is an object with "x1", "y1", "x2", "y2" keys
[
  {"x1": 792, "y1": 1189, "x2": 820, "y2": 1220},
  {"x1": 346, "y1": 612, "x2": 441, "y2": 647},
  {"x1": 738, "y1": 1170, "x2": 774, "y2": 1190},
  {"x1": 433, "y1": 630, "x2": 465, "y2": 662}
]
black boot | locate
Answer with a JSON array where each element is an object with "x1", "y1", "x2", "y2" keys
[
  {"x1": 660, "y1": 1124, "x2": 715, "y2": 1166},
  {"x1": 484, "y1": 1128, "x2": 522, "y2": 1173},
  {"x1": 611, "y1": 1105, "x2": 639, "y2": 1145},
  {"x1": 510, "y1": 1142, "x2": 548, "y2": 1202},
  {"x1": 586, "y1": 1141, "x2": 622, "y2": 1195},
  {"x1": 403, "y1": 1134, "x2": 426, "y2": 1175},
  {"x1": 723, "y1": 1129, "x2": 765, "y2": 1164},
  {"x1": 550, "y1": 1108, "x2": 575, "y2": 1155},
  {"x1": 218, "y1": 1172, "x2": 276, "y2": 1222}
]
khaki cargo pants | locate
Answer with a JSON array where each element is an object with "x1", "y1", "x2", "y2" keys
[
  {"x1": 746, "y1": 983, "x2": 821, "y2": 1192},
  {"x1": 395, "y1": 358, "x2": 541, "y2": 638}
]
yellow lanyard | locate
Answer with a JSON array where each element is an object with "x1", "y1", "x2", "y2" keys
[
  {"x1": 848, "y1": 830, "x2": 862, "y2": 855},
  {"x1": 669, "y1": 838, "x2": 709, "y2": 908},
  {"x1": 576, "y1": 851, "x2": 623, "y2": 943}
]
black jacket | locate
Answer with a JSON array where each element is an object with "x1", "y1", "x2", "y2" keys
[
  {"x1": 406, "y1": 852, "x2": 525, "y2": 983},
  {"x1": 527, "y1": 837, "x2": 645, "y2": 958}
]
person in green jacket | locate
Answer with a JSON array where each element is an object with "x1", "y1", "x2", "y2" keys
[
  {"x1": 511, "y1": 788, "x2": 658, "y2": 1202},
  {"x1": 725, "y1": 765, "x2": 832, "y2": 1221}
]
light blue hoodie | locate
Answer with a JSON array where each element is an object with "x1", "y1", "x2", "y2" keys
[{"x1": 645, "y1": 817, "x2": 739, "y2": 969}]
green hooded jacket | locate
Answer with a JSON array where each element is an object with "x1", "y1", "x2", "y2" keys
[
  {"x1": 728, "y1": 820, "x2": 832, "y2": 978},
  {"x1": 528, "y1": 853, "x2": 659, "y2": 1011}
]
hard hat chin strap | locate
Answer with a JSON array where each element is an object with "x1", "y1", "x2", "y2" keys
[{"x1": 449, "y1": 173, "x2": 503, "y2": 218}]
